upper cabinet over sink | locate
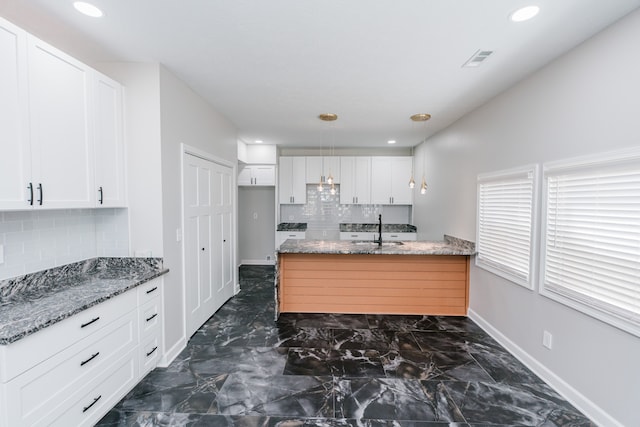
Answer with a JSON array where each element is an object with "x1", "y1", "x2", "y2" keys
[
  {"x1": 0, "y1": 17, "x2": 127, "y2": 210},
  {"x1": 371, "y1": 157, "x2": 413, "y2": 205}
]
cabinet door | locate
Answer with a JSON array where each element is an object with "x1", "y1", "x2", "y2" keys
[
  {"x1": 324, "y1": 156, "x2": 340, "y2": 184},
  {"x1": 371, "y1": 157, "x2": 393, "y2": 204},
  {"x1": 94, "y1": 72, "x2": 126, "y2": 207},
  {"x1": 252, "y1": 165, "x2": 275, "y2": 186},
  {"x1": 291, "y1": 157, "x2": 306, "y2": 203},
  {"x1": 353, "y1": 157, "x2": 371, "y2": 204},
  {"x1": 0, "y1": 19, "x2": 31, "y2": 210},
  {"x1": 237, "y1": 165, "x2": 253, "y2": 186},
  {"x1": 279, "y1": 157, "x2": 306, "y2": 204},
  {"x1": 27, "y1": 36, "x2": 94, "y2": 209},
  {"x1": 305, "y1": 157, "x2": 322, "y2": 184},
  {"x1": 339, "y1": 157, "x2": 355, "y2": 204},
  {"x1": 390, "y1": 157, "x2": 413, "y2": 205}
]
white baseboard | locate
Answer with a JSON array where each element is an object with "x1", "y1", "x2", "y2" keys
[
  {"x1": 240, "y1": 259, "x2": 275, "y2": 265},
  {"x1": 158, "y1": 336, "x2": 187, "y2": 368},
  {"x1": 468, "y1": 309, "x2": 622, "y2": 427}
]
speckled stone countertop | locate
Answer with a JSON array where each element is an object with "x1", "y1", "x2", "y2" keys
[
  {"x1": 278, "y1": 234, "x2": 475, "y2": 256},
  {"x1": 277, "y1": 223, "x2": 308, "y2": 231},
  {"x1": 0, "y1": 258, "x2": 169, "y2": 345},
  {"x1": 339, "y1": 223, "x2": 417, "y2": 233}
]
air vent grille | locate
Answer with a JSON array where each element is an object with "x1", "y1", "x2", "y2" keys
[{"x1": 462, "y1": 49, "x2": 494, "y2": 68}]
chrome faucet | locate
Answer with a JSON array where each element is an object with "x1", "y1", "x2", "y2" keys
[{"x1": 376, "y1": 214, "x2": 382, "y2": 247}]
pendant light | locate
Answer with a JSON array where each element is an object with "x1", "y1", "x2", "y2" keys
[
  {"x1": 318, "y1": 113, "x2": 338, "y2": 193},
  {"x1": 410, "y1": 113, "x2": 431, "y2": 195},
  {"x1": 408, "y1": 145, "x2": 416, "y2": 189}
]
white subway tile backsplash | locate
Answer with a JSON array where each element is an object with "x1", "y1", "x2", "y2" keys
[
  {"x1": 0, "y1": 208, "x2": 129, "y2": 280},
  {"x1": 281, "y1": 185, "x2": 411, "y2": 237}
]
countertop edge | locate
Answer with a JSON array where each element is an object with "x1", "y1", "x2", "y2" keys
[{"x1": 0, "y1": 268, "x2": 169, "y2": 346}]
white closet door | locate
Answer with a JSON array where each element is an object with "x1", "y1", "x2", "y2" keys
[
  {"x1": 184, "y1": 154, "x2": 216, "y2": 337},
  {"x1": 184, "y1": 153, "x2": 235, "y2": 338}
]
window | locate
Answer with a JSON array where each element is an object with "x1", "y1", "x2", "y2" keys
[
  {"x1": 540, "y1": 149, "x2": 640, "y2": 337},
  {"x1": 476, "y1": 165, "x2": 539, "y2": 289}
]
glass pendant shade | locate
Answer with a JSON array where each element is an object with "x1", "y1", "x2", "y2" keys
[
  {"x1": 317, "y1": 179, "x2": 323, "y2": 192},
  {"x1": 327, "y1": 173, "x2": 334, "y2": 185},
  {"x1": 330, "y1": 182, "x2": 336, "y2": 195},
  {"x1": 409, "y1": 176, "x2": 415, "y2": 189},
  {"x1": 420, "y1": 177, "x2": 427, "y2": 194}
]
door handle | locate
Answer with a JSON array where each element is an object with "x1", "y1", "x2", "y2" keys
[
  {"x1": 27, "y1": 183, "x2": 33, "y2": 206},
  {"x1": 37, "y1": 183, "x2": 43, "y2": 205}
]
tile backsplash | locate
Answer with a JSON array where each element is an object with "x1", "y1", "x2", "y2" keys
[
  {"x1": 0, "y1": 209, "x2": 129, "y2": 280},
  {"x1": 281, "y1": 185, "x2": 411, "y2": 240}
]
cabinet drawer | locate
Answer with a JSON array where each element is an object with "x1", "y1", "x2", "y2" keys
[
  {"x1": 1, "y1": 288, "x2": 137, "y2": 382},
  {"x1": 137, "y1": 277, "x2": 162, "y2": 306},
  {"x1": 139, "y1": 298, "x2": 161, "y2": 338},
  {"x1": 4, "y1": 312, "x2": 136, "y2": 425},
  {"x1": 139, "y1": 333, "x2": 161, "y2": 376},
  {"x1": 383, "y1": 232, "x2": 417, "y2": 241},
  {"x1": 339, "y1": 232, "x2": 375, "y2": 241},
  {"x1": 46, "y1": 349, "x2": 138, "y2": 427}
]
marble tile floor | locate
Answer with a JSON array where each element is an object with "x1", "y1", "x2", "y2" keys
[{"x1": 97, "y1": 266, "x2": 593, "y2": 427}]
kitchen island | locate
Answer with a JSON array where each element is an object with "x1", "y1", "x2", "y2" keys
[{"x1": 276, "y1": 235, "x2": 475, "y2": 316}]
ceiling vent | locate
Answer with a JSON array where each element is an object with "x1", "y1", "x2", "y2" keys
[{"x1": 462, "y1": 50, "x2": 494, "y2": 68}]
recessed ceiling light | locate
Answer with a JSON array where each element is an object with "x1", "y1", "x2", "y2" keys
[
  {"x1": 73, "y1": 1, "x2": 104, "y2": 18},
  {"x1": 510, "y1": 5, "x2": 540, "y2": 22},
  {"x1": 255, "y1": 140, "x2": 263, "y2": 144},
  {"x1": 387, "y1": 140, "x2": 396, "y2": 145}
]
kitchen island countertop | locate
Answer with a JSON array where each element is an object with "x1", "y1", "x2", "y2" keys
[{"x1": 278, "y1": 234, "x2": 475, "y2": 256}]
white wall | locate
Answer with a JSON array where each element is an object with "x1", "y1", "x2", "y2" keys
[
  {"x1": 158, "y1": 65, "x2": 237, "y2": 359},
  {"x1": 238, "y1": 186, "x2": 276, "y2": 263},
  {"x1": 413, "y1": 9, "x2": 640, "y2": 427}
]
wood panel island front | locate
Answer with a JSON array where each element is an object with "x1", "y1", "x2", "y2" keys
[{"x1": 276, "y1": 235, "x2": 476, "y2": 316}]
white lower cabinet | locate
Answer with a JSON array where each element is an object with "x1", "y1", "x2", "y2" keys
[
  {"x1": 383, "y1": 232, "x2": 417, "y2": 241},
  {"x1": 0, "y1": 277, "x2": 164, "y2": 427},
  {"x1": 340, "y1": 232, "x2": 376, "y2": 241},
  {"x1": 277, "y1": 231, "x2": 306, "y2": 248}
]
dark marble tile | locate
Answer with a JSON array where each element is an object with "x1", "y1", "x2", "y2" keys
[
  {"x1": 331, "y1": 329, "x2": 392, "y2": 351},
  {"x1": 276, "y1": 326, "x2": 334, "y2": 348},
  {"x1": 284, "y1": 348, "x2": 385, "y2": 378},
  {"x1": 411, "y1": 331, "x2": 501, "y2": 354},
  {"x1": 293, "y1": 313, "x2": 370, "y2": 329},
  {"x1": 432, "y1": 317, "x2": 484, "y2": 334},
  {"x1": 113, "y1": 370, "x2": 228, "y2": 414},
  {"x1": 468, "y1": 347, "x2": 545, "y2": 385},
  {"x1": 442, "y1": 381, "x2": 593, "y2": 426},
  {"x1": 95, "y1": 409, "x2": 219, "y2": 426},
  {"x1": 336, "y1": 378, "x2": 463, "y2": 422},
  {"x1": 216, "y1": 374, "x2": 334, "y2": 417},
  {"x1": 367, "y1": 315, "x2": 440, "y2": 332},
  {"x1": 381, "y1": 350, "x2": 494, "y2": 382},
  {"x1": 167, "y1": 345, "x2": 288, "y2": 377}
]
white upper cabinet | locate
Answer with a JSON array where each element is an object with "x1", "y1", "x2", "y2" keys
[
  {"x1": 340, "y1": 156, "x2": 371, "y2": 205},
  {"x1": 0, "y1": 19, "x2": 30, "y2": 210},
  {"x1": 371, "y1": 157, "x2": 413, "y2": 205},
  {"x1": 27, "y1": 35, "x2": 94, "y2": 209},
  {"x1": 279, "y1": 156, "x2": 306, "y2": 204},
  {"x1": 238, "y1": 165, "x2": 275, "y2": 186},
  {"x1": 305, "y1": 156, "x2": 340, "y2": 184},
  {"x1": 94, "y1": 72, "x2": 126, "y2": 207},
  {"x1": 0, "y1": 17, "x2": 127, "y2": 211}
]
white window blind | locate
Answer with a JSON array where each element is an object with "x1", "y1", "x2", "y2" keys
[
  {"x1": 476, "y1": 165, "x2": 538, "y2": 289},
  {"x1": 541, "y1": 150, "x2": 640, "y2": 336}
]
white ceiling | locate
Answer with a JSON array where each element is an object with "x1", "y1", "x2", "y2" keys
[{"x1": 2, "y1": 0, "x2": 639, "y2": 148}]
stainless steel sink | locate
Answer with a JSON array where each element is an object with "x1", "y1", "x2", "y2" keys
[{"x1": 351, "y1": 241, "x2": 404, "y2": 246}]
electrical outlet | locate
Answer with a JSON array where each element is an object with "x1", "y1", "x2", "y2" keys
[
  {"x1": 0, "y1": 244, "x2": 4, "y2": 265},
  {"x1": 266, "y1": 255, "x2": 271, "y2": 260},
  {"x1": 543, "y1": 330, "x2": 553, "y2": 349},
  {"x1": 322, "y1": 230, "x2": 327, "y2": 237},
  {"x1": 176, "y1": 228, "x2": 182, "y2": 242},
  {"x1": 253, "y1": 212, "x2": 258, "y2": 220}
]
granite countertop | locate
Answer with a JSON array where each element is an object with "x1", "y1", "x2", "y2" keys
[
  {"x1": 278, "y1": 235, "x2": 475, "y2": 256},
  {"x1": 0, "y1": 258, "x2": 169, "y2": 345},
  {"x1": 340, "y1": 223, "x2": 417, "y2": 233},
  {"x1": 277, "y1": 222, "x2": 308, "y2": 231}
]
